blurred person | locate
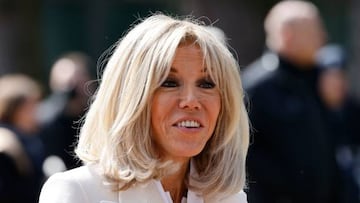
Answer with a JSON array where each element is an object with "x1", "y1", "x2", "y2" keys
[
  {"x1": 38, "y1": 52, "x2": 94, "y2": 172},
  {"x1": 317, "y1": 44, "x2": 348, "y2": 112},
  {"x1": 39, "y1": 14, "x2": 250, "y2": 203},
  {"x1": 242, "y1": 1, "x2": 340, "y2": 202},
  {"x1": 317, "y1": 44, "x2": 360, "y2": 203},
  {"x1": 0, "y1": 74, "x2": 45, "y2": 203}
]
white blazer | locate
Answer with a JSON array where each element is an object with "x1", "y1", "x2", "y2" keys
[{"x1": 39, "y1": 164, "x2": 248, "y2": 203}]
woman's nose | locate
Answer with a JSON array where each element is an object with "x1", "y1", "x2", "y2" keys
[{"x1": 178, "y1": 87, "x2": 201, "y2": 111}]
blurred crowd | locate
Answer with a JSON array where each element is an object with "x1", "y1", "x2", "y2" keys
[
  {"x1": 0, "y1": 1, "x2": 360, "y2": 203},
  {"x1": 243, "y1": 1, "x2": 360, "y2": 203},
  {"x1": 0, "y1": 51, "x2": 95, "y2": 202}
]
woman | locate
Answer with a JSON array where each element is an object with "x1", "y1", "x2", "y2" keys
[{"x1": 39, "y1": 13, "x2": 249, "y2": 203}]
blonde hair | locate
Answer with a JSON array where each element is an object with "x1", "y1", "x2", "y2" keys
[{"x1": 76, "y1": 13, "x2": 249, "y2": 198}]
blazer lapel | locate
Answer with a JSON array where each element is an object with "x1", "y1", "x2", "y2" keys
[
  {"x1": 187, "y1": 189, "x2": 204, "y2": 203},
  {"x1": 117, "y1": 160, "x2": 207, "y2": 203},
  {"x1": 118, "y1": 180, "x2": 165, "y2": 203}
]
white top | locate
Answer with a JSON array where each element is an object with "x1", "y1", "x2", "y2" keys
[{"x1": 39, "y1": 164, "x2": 248, "y2": 203}]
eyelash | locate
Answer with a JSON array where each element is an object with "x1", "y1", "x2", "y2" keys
[
  {"x1": 161, "y1": 79, "x2": 178, "y2": 88},
  {"x1": 199, "y1": 80, "x2": 216, "y2": 89},
  {"x1": 161, "y1": 79, "x2": 216, "y2": 89}
]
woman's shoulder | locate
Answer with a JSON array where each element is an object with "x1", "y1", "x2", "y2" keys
[
  {"x1": 46, "y1": 165, "x2": 96, "y2": 183},
  {"x1": 39, "y1": 164, "x2": 117, "y2": 203}
]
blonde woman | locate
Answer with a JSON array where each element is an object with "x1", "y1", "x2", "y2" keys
[{"x1": 39, "y1": 13, "x2": 249, "y2": 203}]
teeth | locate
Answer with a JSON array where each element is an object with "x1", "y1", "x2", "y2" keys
[{"x1": 177, "y1": 120, "x2": 200, "y2": 128}]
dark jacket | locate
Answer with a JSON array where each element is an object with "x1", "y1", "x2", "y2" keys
[
  {"x1": 244, "y1": 52, "x2": 339, "y2": 203},
  {"x1": 39, "y1": 92, "x2": 83, "y2": 170},
  {"x1": 0, "y1": 125, "x2": 45, "y2": 203}
]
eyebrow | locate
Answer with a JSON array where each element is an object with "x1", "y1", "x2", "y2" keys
[
  {"x1": 169, "y1": 68, "x2": 177, "y2": 73},
  {"x1": 169, "y1": 67, "x2": 208, "y2": 73}
]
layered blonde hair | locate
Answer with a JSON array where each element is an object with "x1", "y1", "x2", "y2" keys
[{"x1": 76, "y1": 13, "x2": 249, "y2": 198}]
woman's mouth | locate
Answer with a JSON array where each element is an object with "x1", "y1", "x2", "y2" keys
[{"x1": 176, "y1": 120, "x2": 201, "y2": 128}]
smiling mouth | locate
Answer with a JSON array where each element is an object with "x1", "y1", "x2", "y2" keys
[{"x1": 176, "y1": 120, "x2": 201, "y2": 128}]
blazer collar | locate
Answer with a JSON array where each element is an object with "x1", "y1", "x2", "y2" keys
[
  {"x1": 118, "y1": 180, "x2": 165, "y2": 203},
  {"x1": 118, "y1": 160, "x2": 204, "y2": 203},
  {"x1": 118, "y1": 180, "x2": 204, "y2": 203}
]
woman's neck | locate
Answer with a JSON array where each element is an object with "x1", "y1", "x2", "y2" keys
[{"x1": 161, "y1": 160, "x2": 190, "y2": 203}]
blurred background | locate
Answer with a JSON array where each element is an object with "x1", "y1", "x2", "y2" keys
[
  {"x1": 0, "y1": 0, "x2": 359, "y2": 202},
  {"x1": 0, "y1": 0, "x2": 358, "y2": 96}
]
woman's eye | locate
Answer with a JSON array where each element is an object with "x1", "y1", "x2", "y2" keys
[
  {"x1": 199, "y1": 80, "x2": 216, "y2": 89},
  {"x1": 161, "y1": 79, "x2": 178, "y2": 88}
]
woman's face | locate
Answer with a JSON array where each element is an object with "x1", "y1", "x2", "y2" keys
[{"x1": 151, "y1": 43, "x2": 221, "y2": 162}]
